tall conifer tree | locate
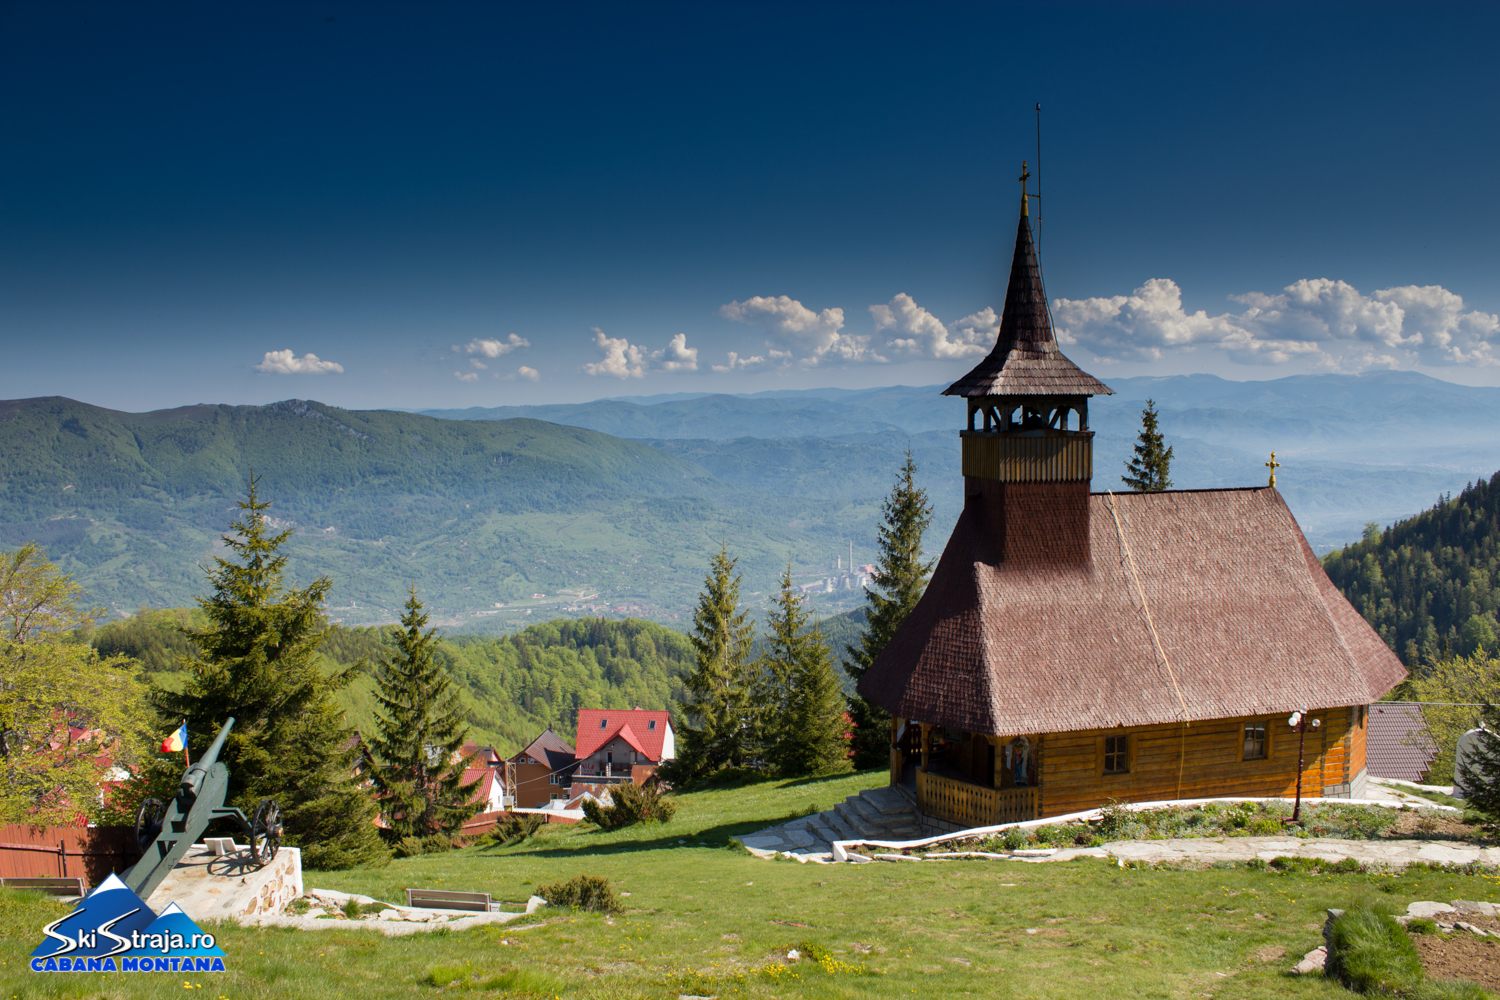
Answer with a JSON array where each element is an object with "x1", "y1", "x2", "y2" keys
[
  {"x1": 367, "y1": 588, "x2": 480, "y2": 840},
  {"x1": 846, "y1": 452, "x2": 934, "y2": 769},
  {"x1": 153, "y1": 476, "x2": 387, "y2": 869},
  {"x1": 757, "y1": 568, "x2": 850, "y2": 777},
  {"x1": 674, "y1": 544, "x2": 755, "y2": 780},
  {"x1": 1458, "y1": 703, "x2": 1500, "y2": 821},
  {"x1": 1122, "y1": 399, "x2": 1174, "y2": 491}
]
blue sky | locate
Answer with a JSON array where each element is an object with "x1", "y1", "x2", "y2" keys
[{"x1": 3, "y1": 1, "x2": 1498, "y2": 411}]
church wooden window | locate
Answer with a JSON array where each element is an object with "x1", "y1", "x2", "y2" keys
[
  {"x1": 1241, "y1": 721, "x2": 1269, "y2": 761},
  {"x1": 1096, "y1": 734, "x2": 1132, "y2": 776}
]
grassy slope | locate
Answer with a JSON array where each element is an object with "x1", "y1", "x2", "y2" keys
[{"x1": 8, "y1": 772, "x2": 1495, "y2": 999}]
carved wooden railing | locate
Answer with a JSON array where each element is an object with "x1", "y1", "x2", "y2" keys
[{"x1": 916, "y1": 769, "x2": 1038, "y2": 828}]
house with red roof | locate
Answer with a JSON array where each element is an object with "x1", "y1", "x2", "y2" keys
[{"x1": 572, "y1": 708, "x2": 674, "y2": 789}]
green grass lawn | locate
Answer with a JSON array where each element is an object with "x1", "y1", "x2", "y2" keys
[{"x1": 5, "y1": 770, "x2": 1499, "y2": 999}]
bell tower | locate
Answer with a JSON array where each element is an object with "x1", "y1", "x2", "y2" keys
[{"x1": 943, "y1": 163, "x2": 1113, "y2": 565}]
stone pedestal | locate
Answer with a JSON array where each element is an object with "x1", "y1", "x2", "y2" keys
[{"x1": 145, "y1": 843, "x2": 302, "y2": 922}]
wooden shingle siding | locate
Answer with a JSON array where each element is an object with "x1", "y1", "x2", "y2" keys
[{"x1": 962, "y1": 433, "x2": 1093, "y2": 483}]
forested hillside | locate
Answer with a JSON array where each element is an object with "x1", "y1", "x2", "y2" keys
[
  {"x1": 90, "y1": 612, "x2": 693, "y2": 754},
  {"x1": 0, "y1": 396, "x2": 893, "y2": 625},
  {"x1": 1321, "y1": 470, "x2": 1500, "y2": 667}
]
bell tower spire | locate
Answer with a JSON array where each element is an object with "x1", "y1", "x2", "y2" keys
[{"x1": 941, "y1": 164, "x2": 1114, "y2": 566}]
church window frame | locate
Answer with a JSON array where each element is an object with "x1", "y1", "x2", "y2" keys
[
  {"x1": 1239, "y1": 720, "x2": 1270, "y2": 762},
  {"x1": 1096, "y1": 733, "x2": 1133, "y2": 777}
]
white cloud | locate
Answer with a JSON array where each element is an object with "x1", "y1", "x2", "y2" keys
[
  {"x1": 582, "y1": 329, "x2": 700, "y2": 378},
  {"x1": 651, "y1": 333, "x2": 698, "y2": 372},
  {"x1": 469, "y1": 358, "x2": 487, "y2": 370},
  {"x1": 454, "y1": 370, "x2": 479, "y2": 382},
  {"x1": 454, "y1": 334, "x2": 530, "y2": 358},
  {"x1": 871, "y1": 294, "x2": 993, "y2": 359},
  {"x1": 254, "y1": 350, "x2": 344, "y2": 375},
  {"x1": 719, "y1": 295, "x2": 881, "y2": 365},
  {"x1": 710, "y1": 351, "x2": 766, "y2": 373},
  {"x1": 1053, "y1": 277, "x2": 1499, "y2": 369},
  {"x1": 516, "y1": 365, "x2": 540, "y2": 382}
]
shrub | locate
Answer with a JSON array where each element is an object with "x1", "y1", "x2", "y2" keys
[
  {"x1": 1326, "y1": 903, "x2": 1423, "y2": 995},
  {"x1": 487, "y1": 813, "x2": 547, "y2": 847},
  {"x1": 1406, "y1": 917, "x2": 1439, "y2": 935},
  {"x1": 394, "y1": 832, "x2": 457, "y2": 858},
  {"x1": 582, "y1": 781, "x2": 678, "y2": 830},
  {"x1": 537, "y1": 874, "x2": 620, "y2": 914}
]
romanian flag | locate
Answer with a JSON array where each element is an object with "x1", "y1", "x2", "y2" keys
[{"x1": 161, "y1": 723, "x2": 188, "y2": 753}]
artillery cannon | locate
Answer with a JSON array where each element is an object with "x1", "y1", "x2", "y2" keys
[{"x1": 123, "y1": 718, "x2": 284, "y2": 901}]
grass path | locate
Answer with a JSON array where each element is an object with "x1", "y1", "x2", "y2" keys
[{"x1": 4, "y1": 770, "x2": 1498, "y2": 999}]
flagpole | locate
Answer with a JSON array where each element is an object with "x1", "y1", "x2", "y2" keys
[{"x1": 183, "y1": 722, "x2": 191, "y2": 768}]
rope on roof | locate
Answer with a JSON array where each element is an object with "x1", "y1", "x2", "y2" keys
[{"x1": 1107, "y1": 492, "x2": 1192, "y2": 801}]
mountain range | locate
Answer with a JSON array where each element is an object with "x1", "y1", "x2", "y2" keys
[{"x1": 2, "y1": 370, "x2": 1496, "y2": 631}]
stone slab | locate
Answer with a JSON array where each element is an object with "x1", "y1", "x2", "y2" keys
[{"x1": 147, "y1": 843, "x2": 302, "y2": 921}]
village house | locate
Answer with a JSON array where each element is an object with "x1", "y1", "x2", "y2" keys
[
  {"x1": 506, "y1": 729, "x2": 579, "y2": 808},
  {"x1": 856, "y1": 172, "x2": 1407, "y2": 829},
  {"x1": 571, "y1": 708, "x2": 674, "y2": 791}
]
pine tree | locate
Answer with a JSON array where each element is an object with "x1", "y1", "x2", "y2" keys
[
  {"x1": 757, "y1": 568, "x2": 850, "y2": 777},
  {"x1": 1122, "y1": 399, "x2": 1174, "y2": 491},
  {"x1": 673, "y1": 544, "x2": 755, "y2": 781},
  {"x1": 367, "y1": 588, "x2": 481, "y2": 841},
  {"x1": 846, "y1": 452, "x2": 934, "y2": 769},
  {"x1": 1457, "y1": 703, "x2": 1500, "y2": 821},
  {"x1": 152, "y1": 476, "x2": 387, "y2": 869}
]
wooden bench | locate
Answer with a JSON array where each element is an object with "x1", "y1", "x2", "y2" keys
[
  {"x1": 404, "y1": 888, "x2": 492, "y2": 912},
  {"x1": 1, "y1": 877, "x2": 86, "y2": 897}
]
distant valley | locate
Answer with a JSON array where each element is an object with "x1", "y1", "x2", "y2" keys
[{"x1": 1, "y1": 370, "x2": 1496, "y2": 634}]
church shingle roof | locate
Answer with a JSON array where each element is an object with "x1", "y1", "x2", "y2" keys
[
  {"x1": 856, "y1": 487, "x2": 1406, "y2": 735},
  {"x1": 944, "y1": 205, "x2": 1113, "y2": 399}
]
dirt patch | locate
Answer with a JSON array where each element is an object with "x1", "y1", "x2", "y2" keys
[
  {"x1": 1385, "y1": 811, "x2": 1494, "y2": 844},
  {"x1": 1411, "y1": 915, "x2": 1500, "y2": 991},
  {"x1": 1251, "y1": 944, "x2": 1285, "y2": 963}
]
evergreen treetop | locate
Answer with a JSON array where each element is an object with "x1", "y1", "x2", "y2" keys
[
  {"x1": 368, "y1": 588, "x2": 481, "y2": 840},
  {"x1": 846, "y1": 451, "x2": 934, "y2": 769},
  {"x1": 757, "y1": 567, "x2": 850, "y2": 777},
  {"x1": 673, "y1": 543, "x2": 755, "y2": 780},
  {"x1": 1122, "y1": 399, "x2": 1174, "y2": 492},
  {"x1": 1457, "y1": 703, "x2": 1500, "y2": 822},
  {"x1": 152, "y1": 475, "x2": 387, "y2": 869}
]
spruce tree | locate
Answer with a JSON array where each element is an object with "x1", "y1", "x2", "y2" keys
[
  {"x1": 757, "y1": 568, "x2": 850, "y2": 777},
  {"x1": 1122, "y1": 399, "x2": 1174, "y2": 491},
  {"x1": 674, "y1": 544, "x2": 755, "y2": 781},
  {"x1": 846, "y1": 452, "x2": 934, "y2": 769},
  {"x1": 153, "y1": 476, "x2": 387, "y2": 869},
  {"x1": 1457, "y1": 703, "x2": 1500, "y2": 821},
  {"x1": 367, "y1": 588, "x2": 481, "y2": 841}
]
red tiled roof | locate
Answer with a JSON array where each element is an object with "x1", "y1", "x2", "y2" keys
[
  {"x1": 575, "y1": 709, "x2": 671, "y2": 761},
  {"x1": 857, "y1": 487, "x2": 1407, "y2": 735},
  {"x1": 1366, "y1": 704, "x2": 1438, "y2": 782},
  {"x1": 943, "y1": 205, "x2": 1113, "y2": 399}
]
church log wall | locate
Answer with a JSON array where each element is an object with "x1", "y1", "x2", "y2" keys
[{"x1": 1037, "y1": 708, "x2": 1364, "y2": 818}]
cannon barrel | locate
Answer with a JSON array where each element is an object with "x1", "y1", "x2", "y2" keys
[{"x1": 180, "y1": 717, "x2": 235, "y2": 798}]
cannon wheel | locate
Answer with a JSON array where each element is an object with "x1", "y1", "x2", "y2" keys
[
  {"x1": 249, "y1": 798, "x2": 283, "y2": 867},
  {"x1": 134, "y1": 798, "x2": 165, "y2": 853}
]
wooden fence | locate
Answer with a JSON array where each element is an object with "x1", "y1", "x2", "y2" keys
[
  {"x1": 915, "y1": 771, "x2": 1038, "y2": 829},
  {"x1": 0, "y1": 825, "x2": 139, "y2": 889}
]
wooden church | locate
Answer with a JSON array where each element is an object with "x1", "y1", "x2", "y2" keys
[{"x1": 856, "y1": 173, "x2": 1407, "y2": 828}]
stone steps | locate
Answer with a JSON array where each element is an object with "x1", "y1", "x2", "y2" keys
[{"x1": 738, "y1": 784, "x2": 922, "y2": 860}]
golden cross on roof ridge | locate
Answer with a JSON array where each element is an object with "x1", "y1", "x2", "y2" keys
[
  {"x1": 1265, "y1": 450, "x2": 1281, "y2": 487},
  {"x1": 1019, "y1": 160, "x2": 1031, "y2": 216}
]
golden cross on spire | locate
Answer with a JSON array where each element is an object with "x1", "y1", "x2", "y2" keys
[
  {"x1": 1019, "y1": 160, "x2": 1031, "y2": 216},
  {"x1": 1265, "y1": 450, "x2": 1281, "y2": 487}
]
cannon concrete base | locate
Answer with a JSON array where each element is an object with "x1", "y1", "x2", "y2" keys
[{"x1": 145, "y1": 843, "x2": 302, "y2": 922}]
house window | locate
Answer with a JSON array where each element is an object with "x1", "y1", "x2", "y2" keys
[
  {"x1": 1103, "y1": 736, "x2": 1129, "y2": 775},
  {"x1": 1243, "y1": 723, "x2": 1268, "y2": 761},
  {"x1": 549, "y1": 772, "x2": 562, "y2": 785},
  {"x1": 600, "y1": 718, "x2": 608, "y2": 729},
  {"x1": 648, "y1": 720, "x2": 656, "y2": 730}
]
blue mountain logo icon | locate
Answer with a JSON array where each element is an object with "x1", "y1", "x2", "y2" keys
[
  {"x1": 31, "y1": 874, "x2": 155, "y2": 959},
  {"x1": 28, "y1": 873, "x2": 229, "y2": 973}
]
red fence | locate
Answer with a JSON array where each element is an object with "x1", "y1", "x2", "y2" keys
[{"x1": 0, "y1": 825, "x2": 139, "y2": 888}]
